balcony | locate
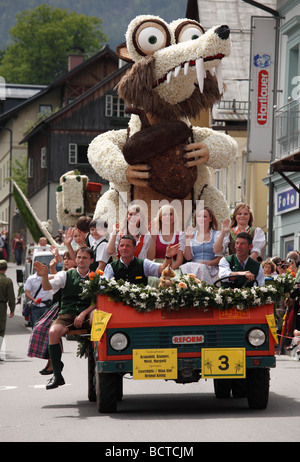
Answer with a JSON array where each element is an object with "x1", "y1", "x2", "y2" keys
[{"x1": 271, "y1": 98, "x2": 300, "y2": 175}]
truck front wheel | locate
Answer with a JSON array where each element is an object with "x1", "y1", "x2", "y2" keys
[
  {"x1": 246, "y1": 368, "x2": 270, "y2": 409},
  {"x1": 96, "y1": 372, "x2": 118, "y2": 413}
]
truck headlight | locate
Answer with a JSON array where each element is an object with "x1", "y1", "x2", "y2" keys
[
  {"x1": 248, "y1": 328, "x2": 266, "y2": 347},
  {"x1": 109, "y1": 332, "x2": 129, "y2": 352}
]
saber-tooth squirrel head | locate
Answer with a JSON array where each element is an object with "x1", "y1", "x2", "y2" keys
[{"x1": 116, "y1": 15, "x2": 232, "y2": 120}]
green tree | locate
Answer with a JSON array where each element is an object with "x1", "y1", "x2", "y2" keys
[
  {"x1": 9, "y1": 155, "x2": 28, "y2": 194},
  {"x1": 0, "y1": 4, "x2": 108, "y2": 84}
]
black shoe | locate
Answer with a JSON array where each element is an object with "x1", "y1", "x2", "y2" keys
[
  {"x1": 40, "y1": 362, "x2": 64, "y2": 376},
  {"x1": 40, "y1": 368, "x2": 53, "y2": 375},
  {"x1": 46, "y1": 375, "x2": 65, "y2": 390}
]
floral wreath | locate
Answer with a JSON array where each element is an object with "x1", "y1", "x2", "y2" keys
[{"x1": 81, "y1": 270, "x2": 295, "y2": 313}]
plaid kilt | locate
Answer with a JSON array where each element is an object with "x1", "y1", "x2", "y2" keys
[{"x1": 27, "y1": 302, "x2": 61, "y2": 359}]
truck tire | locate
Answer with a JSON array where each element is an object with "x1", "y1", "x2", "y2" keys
[
  {"x1": 96, "y1": 372, "x2": 118, "y2": 413},
  {"x1": 117, "y1": 374, "x2": 123, "y2": 401},
  {"x1": 87, "y1": 343, "x2": 96, "y2": 402},
  {"x1": 213, "y1": 379, "x2": 231, "y2": 398},
  {"x1": 231, "y1": 379, "x2": 247, "y2": 398},
  {"x1": 246, "y1": 368, "x2": 270, "y2": 409}
]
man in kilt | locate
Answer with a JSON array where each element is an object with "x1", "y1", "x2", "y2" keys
[{"x1": 33, "y1": 248, "x2": 94, "y2": 390}]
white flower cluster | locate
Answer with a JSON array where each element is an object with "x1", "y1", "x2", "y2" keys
[
  {"x1": 95, "y1": 276, "x2": 282, "y2": 313},
  {"x1": 56, "y1": 172, "x2": 88, "y2": 226}
]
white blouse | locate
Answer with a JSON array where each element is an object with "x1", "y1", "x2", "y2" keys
[{"x1": 221, "y1": 226, "x2": 266, "y2": 256}]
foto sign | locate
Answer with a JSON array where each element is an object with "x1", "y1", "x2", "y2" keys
[
  {"x1": 247, "y1": 16, "x2": 277, "y2": 162},
  {"x1": 275, "y1": 186, "x2": 299, "y2": 215}
]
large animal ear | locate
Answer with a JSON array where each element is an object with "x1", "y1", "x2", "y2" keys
[{"x1": 116, "y1": 43, "x2": 134, "y2": 63}]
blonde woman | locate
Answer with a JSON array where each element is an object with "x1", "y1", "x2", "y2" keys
[
  {"x1": 148, "y1": 204, "x2": 185, "y2": 271},
  {"x1": 180, "y1": 207, "x2": 221, "y2": 284}
]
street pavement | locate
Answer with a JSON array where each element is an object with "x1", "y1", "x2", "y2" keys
[{"x1": 1, "y1": 262, "x2": 300, "y2": 443}]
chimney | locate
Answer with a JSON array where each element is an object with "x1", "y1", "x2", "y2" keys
[{"x1": 68, "y1": 54, "x2": 84, "y2": 71}]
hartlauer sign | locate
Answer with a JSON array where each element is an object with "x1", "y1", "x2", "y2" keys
[
  {"x1": 248, "y1": 16, "x2": 277, "y2": 162},
  {"x1": 257, "y1": 70, "x2": 269, "y2": 125}
]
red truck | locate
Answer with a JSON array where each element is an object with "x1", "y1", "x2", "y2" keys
[{"x1": 88, "y1": 292, "x2": 277, "y2": 413}]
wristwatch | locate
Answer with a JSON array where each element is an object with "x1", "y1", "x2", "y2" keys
[{"x1": 165, "y1": 255, "x2": 172, "y2": 259}]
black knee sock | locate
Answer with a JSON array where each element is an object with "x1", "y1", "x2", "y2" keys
[{"x1": 48, "y1": 343, "x2": 63, "y2": 378}]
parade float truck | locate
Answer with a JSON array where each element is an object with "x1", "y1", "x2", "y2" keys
[{"x1": 85, "y1": 275, "x2": 283, "y2": 414}]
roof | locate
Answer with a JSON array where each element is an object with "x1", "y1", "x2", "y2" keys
[
  {"x1": 0, "y1": 45, "x2": 118, "y2": 126},
  {"x1": 20, "y1": 63, "x2": 130, "y2": 144},
  {"x1": 195, "y1": 0, "x2": 277, "y2": 122},
  {"x1": 5, "y1": 84, "x2": 46, "y2": 100}
]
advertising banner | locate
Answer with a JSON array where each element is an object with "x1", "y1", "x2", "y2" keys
[{"x1": 248, "y1": 16, "x2": 277, "y2": 162}]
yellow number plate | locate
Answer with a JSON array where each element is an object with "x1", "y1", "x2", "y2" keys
[
  {"x1": 202, "y1": 348, "x2": 246, "y2": 379},
  {"x1": 133, "y1": 348, "x2": 177, "y2": 380}
]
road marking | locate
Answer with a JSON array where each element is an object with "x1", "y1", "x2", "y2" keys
[
  {"x1": 0, "y1": 384, "x2": 71, "y2": 390},
  {"x1": 0, "y1": 386, "x2": 17, "y2": 391}
]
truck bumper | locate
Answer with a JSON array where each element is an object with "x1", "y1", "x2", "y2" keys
[{"x1": 96, "y1": 355, "x2": 276, "y2": 374}]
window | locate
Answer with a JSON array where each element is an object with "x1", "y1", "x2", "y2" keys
[
  {"x1": 283, "y1": 235, "x2": 294, "y2": 256},
  {"x1": 68, "y1": 143, "x2": 88, "y2": 164},
  {"x1": 282, "y1": 16, "x2": 300, "y2": 101},
  {"x1": 28, "y1": 157, "x2": 33, "y2": 178},
  {"x1": 105, "y1": 95, "x2": 129, "y2": 118},
  {"x1": 41, "y1": 146, "x2": 47, "y2": 168},
  {"x1": 39, "y1": 104, "x2": 52, "y2": 116}
]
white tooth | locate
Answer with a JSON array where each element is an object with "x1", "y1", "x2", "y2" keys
[
  {"x1": 184, "y1": 62, "x2": 189, "y2": 75},
  {"x1": 216, "y1": 62, "x2": 223, "y2": 94},
  {"x1": 196, "y1": 57, "x2": 205, "y2": 93},
  {"x1": 174, "y1": 65, "x2": 181, "y2": 78},
  {"x1": 167, "y1": 71, "x2": 172, "y2": 83}
]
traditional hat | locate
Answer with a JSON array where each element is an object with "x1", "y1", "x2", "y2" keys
[{"x1": 86, "y1": 182, "x2": 102, "y2": 192}]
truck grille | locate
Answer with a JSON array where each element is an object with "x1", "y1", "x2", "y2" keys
[{"x1": 107, "y1": 325, "x2": 247, "y2": 354}]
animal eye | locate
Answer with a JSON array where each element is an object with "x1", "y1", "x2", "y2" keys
[
  {"x1": 134, "y1": 21, "x2": 170, "y2": 55},
  {"x1": 176, "y1": 23, "x2": 204, "y2": 43}
]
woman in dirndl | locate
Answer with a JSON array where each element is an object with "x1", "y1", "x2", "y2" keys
[
  {"x1": 180, "y1": 206, "x2": 221, "y2": 284},
  {"x1": 213, "y1": 203, "x2": 266, "y2": 260}
]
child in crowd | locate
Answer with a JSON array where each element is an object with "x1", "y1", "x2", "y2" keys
[
  {"x1": 288, "y1": 329, "x2": 300, "y2": 360},
  {"x1": 261, "y1": 259, "x2": 276, "y2": 277},
  {"x1": 76, "y1": 216, "x2": 94, "y2": 247},
  {"x1": 89, "y1": 219, "x2": 110, "y2": 271}
]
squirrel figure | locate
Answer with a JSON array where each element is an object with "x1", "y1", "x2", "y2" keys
[
  {"x1": 159, "y1": 265, "x2": 176, "y2": 288},
  {"x1": 88, "y1": 15, "x2": 238, "y2": 229}
]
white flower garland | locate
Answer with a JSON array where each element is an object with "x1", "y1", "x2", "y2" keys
[{"x1": 81, "y1": 272, "x2": 295, "y2": 313}]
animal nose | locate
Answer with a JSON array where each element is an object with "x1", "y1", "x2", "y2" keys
[{"x1": 215, "y1": 25, "x2": 230, "y2": 40}]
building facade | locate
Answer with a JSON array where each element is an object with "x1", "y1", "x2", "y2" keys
[{"x1": 263, "y1": 0, "x2": 300, "y2": 258}]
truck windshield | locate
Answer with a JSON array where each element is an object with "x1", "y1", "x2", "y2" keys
[{"x1": 33, "y1": 255, "x2": 63, "y2": 273}]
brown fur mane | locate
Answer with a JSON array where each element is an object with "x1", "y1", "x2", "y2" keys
[{"x1": 116, "y1": 56, "x2": 222, "y2": 120}]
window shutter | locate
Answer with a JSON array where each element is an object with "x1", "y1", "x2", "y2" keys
[
  {"x1": 69, "y1": 143, "x2": 77, "y2": 164},
  {"x1": 41, "y1": 146, "x2": 47, "y2": 168},
  {"x1": 105, "y1": 95, "x2": 113, "y2": 117}
]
